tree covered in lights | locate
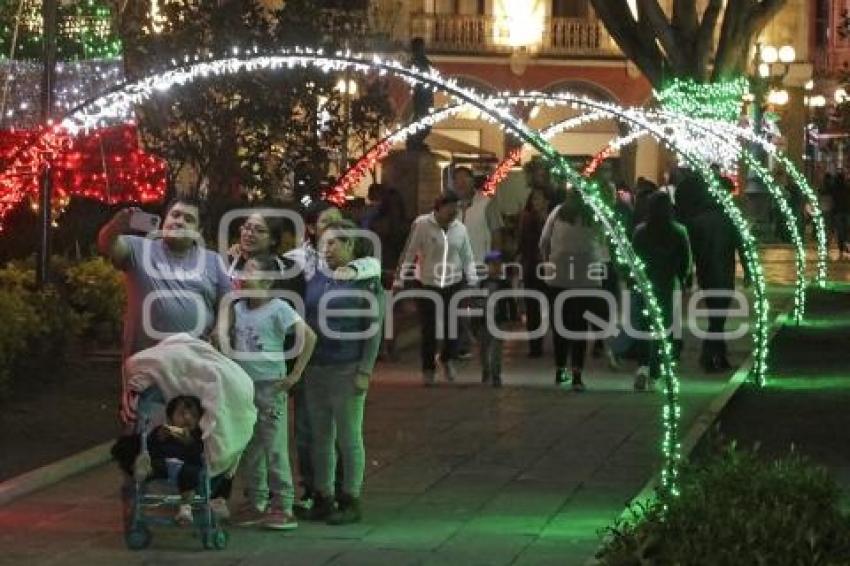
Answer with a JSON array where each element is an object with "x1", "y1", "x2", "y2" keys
[
  {"x1": 589, "y1": 0, "x2": 787, "y2": 86},
  {"x1": 105, "y1": 0, "x2": 394, "y2": 205},
  {"x1": 0, "y1": 0, "x2": 121, "y2": 61}
]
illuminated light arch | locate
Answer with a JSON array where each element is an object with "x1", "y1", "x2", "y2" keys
[
  {"x1": 672, "y1": 114, "x2": 829, "y2": 287},
  {"x1": 584, "y1": 119, "x2": 807, "y2": 325},
  {"x1": 488, "y1": 93, "x2": 769, "y2": 385},
  {"x1": 482, "y1": 94, "x2": 827, "y2": 291},
  {"x1": 56, "y1": 50, "x2": 684, "y2": 493},
  {"x1": 582, "y1": 129, "x2": 649, "y2": 176},
  {"x1": 484, "y1": 94, "x2": 814, "y2": 327},
  {"x1": 330, "y1": 104, "x2": 475, "y2": 203},
  {"x1": 336, "y1": 100, "x2": 771, "y2": 386}
]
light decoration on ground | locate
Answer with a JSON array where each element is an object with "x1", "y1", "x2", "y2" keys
[
  {"x1": 54, "y1": 49, "x2": 684, "y2": 495},
  {"x1": 0, "y1": 124, "x2": 166, "y2": 227},
  {"x1": 653, "y1": 112, "x2": 808, "y2": 324},
  {"x1": 587, "y1": 114, "x2": 808, "y2": 326}
]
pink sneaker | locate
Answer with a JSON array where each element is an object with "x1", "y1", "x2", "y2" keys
[{"x1": 262, "y1": 510, "x2": 298, "y2": 531}]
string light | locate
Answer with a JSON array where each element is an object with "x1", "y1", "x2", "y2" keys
[
  {"x1": 654, "y1": 77, "x2": 749, "y2": 123},
  {"x1": 0, "y1": 58, "x2": 126, "y2": 128},
  {"x1": 54, "y1": 50, "x2": 684, "y2": 495},
  {"x1": 695, "y1": 117, "x2": 829, "y2": 286},
  {"x1": 0, "y1": 0, "x2": 121, "y2": 61},
  {"x1": 330, "y1": 105, "x2": 469, "y2": 198},
  {"x1": 0, "y1": 124, "x2": 166, "y2": 228}
]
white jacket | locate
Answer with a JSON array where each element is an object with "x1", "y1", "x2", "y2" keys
[
  {"x1": 396, "y1": 212, "x2": 478, "y2": 288},
  {"x1": 124, "y1": 334, "x2": 257, "y2": 477}
]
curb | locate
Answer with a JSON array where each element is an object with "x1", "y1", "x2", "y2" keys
[
  {"x1": 0, "y1": 326, "x2": 421, "y2": 509},
  {"x1": 0, "y1": 441, "x2": 113, "y2": 508},
  {"x1": 586, "y1": 310, "x2": 790, "y2": 565}
]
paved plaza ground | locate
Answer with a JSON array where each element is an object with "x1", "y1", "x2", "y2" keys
[{"x1": 0, "y1": 246, "x2": 846, "y2": 565}]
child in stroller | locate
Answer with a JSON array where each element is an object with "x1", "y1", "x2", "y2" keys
[{"x1": 112, "y1": 388, "x2": 231, "y2": 550}]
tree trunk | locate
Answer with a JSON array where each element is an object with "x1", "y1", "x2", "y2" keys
[{"x1": 590, "y1": 0, "x2": 788, "y2": 88}]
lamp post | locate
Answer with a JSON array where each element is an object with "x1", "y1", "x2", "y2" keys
[
  {"x1": 37, "y1": 0, "x2": 58, "y2": 289},
  {"x1": 747, "y1": 42, "x2": 797, "y2": 239}
]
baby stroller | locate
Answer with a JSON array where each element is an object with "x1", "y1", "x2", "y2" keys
[{"x1": 119, "y1": 387, "x2": 228, "y2": 551}]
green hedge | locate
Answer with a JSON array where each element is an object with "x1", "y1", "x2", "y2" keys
[
  {"x1": 0, "y1": 257, "x2": 125, "y2": 399},
  {"x1": 598, "y1": 444, "x2": 850, "y2": 565}
]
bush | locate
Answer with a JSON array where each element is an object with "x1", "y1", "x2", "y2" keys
[
  {"x1": 0, "y1": 259, "x2": 107, "y2": 399},
  {"x1": 598, "y1": 444, "x2": 850, "y2": 565},
  {"x1": 0, "y1": 288, "x2": 40, "y2": 397},
  {"x1": 64, "y1": 257, "x2": 125, "y2": 344}
]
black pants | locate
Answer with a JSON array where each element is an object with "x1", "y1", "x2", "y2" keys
[
  {"x1": 111, "y1": 435, "x2": 230, "y2": 497},
  {"x1": 293, "y1": 382, "x2": 315, "y2": 496},
  {"x1": 701, "y1": 294, "x2": 731, "y2": 362},
  {"x1": 636, "y1": 292, "x2": 674, "y2": 379},
  {"x1": 549, "y1": 288, "x2": 601, "y2": 371},
  {"x1": 524, "y1": 266, "x2": 547, "y2": 355},
  {"x1": 418, "y1": 283, "x2": 463, "y2": 371}
]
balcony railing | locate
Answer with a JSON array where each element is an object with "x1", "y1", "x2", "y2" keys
[
  {"x1": 430, "y1": 15, "x2": 497, "y2": 53},
  {"x1": 547, "y1": 17, "x2": 615, "y2": 55},
  {"x1": 410, "y1": 14, "x2": 619, "y2": 57}
]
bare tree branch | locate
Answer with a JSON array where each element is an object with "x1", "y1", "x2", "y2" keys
[
  {"x1": 591, "y1": 0, "x2": 787, "y2": 86},
  {"x1": 672, "y1": 0, "x2": 699, "y2": 44},
  {"x1": 589, "y1": 0, "x2": 665, "y2": 85},
  {"x1": 637, "y1": 0, "x2": 687, "y2": 75},
  {"x1": 695, "y1": 0, "x2": 723, "y2": 81},
  {"x1": 714, "y1": 0, "x2": 788, "y2": 79}
]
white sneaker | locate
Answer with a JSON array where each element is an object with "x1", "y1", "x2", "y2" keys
[
  {"x1": 175, "y1": 503, "x2": 193, "y2": 526},
  {"x1": 634, "y1": 366, "x2": 649, "y2": 392}
]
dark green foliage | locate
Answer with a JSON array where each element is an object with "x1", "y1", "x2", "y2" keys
[
  {"x1": 598, "y1": 444, "x2": 850, "y2": 565},
  {"x1": 115, "y1": 0, "x2": 393, "y2": 204},
  {"x1": 0, "y1": 256, "x2": 125, "y2": 400}
]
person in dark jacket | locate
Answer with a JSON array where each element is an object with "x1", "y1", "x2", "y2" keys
[
  {"x1": 632, "y1": 177, "x2": 658, "y2": 228},
  {"x1": 518, "y1": 186, "x2": 552, "y2": 357},
  {"x1": 687, "y1": 183, "x2": 750, "y2": 372},
  {"x1": 632, "y1": 192, "x2": 692, "y2": 390},
  {"x1": 832, "y1": 171, "x2": 850, "y2": 259},
  {"x1": 673, "y1": 168, "x2": 705, "y2": 226},
  {"x1": 111, "y1": 395, "x2": 214, "y2": 525}
]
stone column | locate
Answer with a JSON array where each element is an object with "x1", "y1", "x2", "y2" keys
[{"x1": 382, "y1": 149, "x2": 442, "y2": 217}]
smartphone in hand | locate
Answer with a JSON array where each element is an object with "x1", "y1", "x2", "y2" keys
[{"x1": 129, "y1": 210, "x2": 161, "y2": 233}]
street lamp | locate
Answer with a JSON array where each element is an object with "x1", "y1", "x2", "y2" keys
[{"x1": 746, "y1": 42, "x2": 799, "y2": 237}]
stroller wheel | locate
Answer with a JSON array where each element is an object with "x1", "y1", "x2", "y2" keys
[
  {"x1": 202, "y1": 528, "x2": 228, "y2": 550},
  {"x1": 125, "y1": 526, "x2": 152, "y2": 550}
]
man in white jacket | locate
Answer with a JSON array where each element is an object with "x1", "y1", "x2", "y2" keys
[{"x1": 394, "y1": 191, "x2": 478, "y2": 386}]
